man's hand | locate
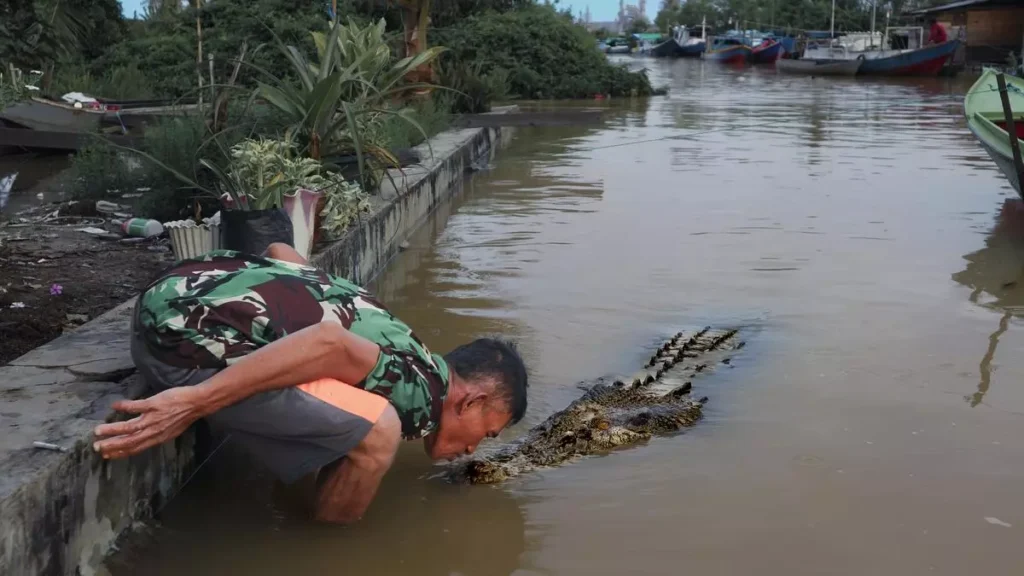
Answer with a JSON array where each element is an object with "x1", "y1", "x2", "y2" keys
[{"x1": 93, "y1": 386, "x2": 207, "y2": 459}]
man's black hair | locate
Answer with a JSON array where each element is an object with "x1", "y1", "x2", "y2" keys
[{"x1": 444, "y1": 338, "x2": 528, "y2": 424}]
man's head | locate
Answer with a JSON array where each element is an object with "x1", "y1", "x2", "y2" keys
[{"x1": 424, "y1": 338, "x2": 528, "y2": 461}]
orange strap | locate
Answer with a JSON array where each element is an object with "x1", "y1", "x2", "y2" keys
[{"x1": 297, "y1": 378, "x2": 388, "y2": 423}]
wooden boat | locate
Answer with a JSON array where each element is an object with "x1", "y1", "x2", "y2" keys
[
  {"x1": 650, "y1": 37, "x2": 683, "y2": 57},
  {"x1": 678, "y1": 40, "x2": 706, "y2": 57},
  {"x1": 0, "y1": 97, "x2": 105, "y2": 132},
  {"x1": 964, "y1": 68, "x2": 1024, "y2": 196},
  {"x1": 703, "y1": 37, "x2": 750, "y2": 64},
  {"x1": 776, "y1": 57, "x2": 863, "y2": 76},
  {"x1": 750, "y1": 40, "x2": 784, "y2": 64},
  {"x1": 857, "y1": 39, "x2": 960, "y2": 76},
  {"x1": 651, "y1": 26, "x2": 706, "y2": 58}
]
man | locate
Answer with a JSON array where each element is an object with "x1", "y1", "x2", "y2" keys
[
  {"x1": 927, "y1": 17, "x2": 948, "y2": 45},
  {"x1": 92, "y1": 243, "x2": 528, "y2": 524}
]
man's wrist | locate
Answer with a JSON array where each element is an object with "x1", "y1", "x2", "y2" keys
[{"x1": 188, "y1": 382, "x2": 220, "y2": 418}]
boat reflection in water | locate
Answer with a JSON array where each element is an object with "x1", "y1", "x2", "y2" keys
[{"x1": 952, "y1": 199, "x2": 1024, "y2": 407}]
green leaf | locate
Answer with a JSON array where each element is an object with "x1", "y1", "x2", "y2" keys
[{"x1": 340, "y1": 101, "x2": 367, "y2": 189}]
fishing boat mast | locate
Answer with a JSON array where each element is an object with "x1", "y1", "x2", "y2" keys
[
  {"x1": 870, "y1": 0, "x2": 877, "y2": 50},
  {"x1": 830, "y1": 0, "x2": 835, "y2": 38}
]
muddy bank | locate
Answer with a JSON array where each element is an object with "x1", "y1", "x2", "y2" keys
[{"x1": 0, "y1": 203, "x2": 173, "y2": 365}]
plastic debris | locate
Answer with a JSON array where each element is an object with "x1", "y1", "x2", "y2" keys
[
  {"x1": 0, "y1": 172, "x2": 16, "y2": 212},
  {"x1": 32, "y1": 441, "x2": 68, "y2": 452},
  {"x1": 10, "y1": 302, "x2": 25, "y2": 309}
]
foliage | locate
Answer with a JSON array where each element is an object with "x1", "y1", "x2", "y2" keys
[
  {"x1": 65, "y1": 115, "x2": 222, "y2": 221},
  {"x1": 49, "y1": 63, "x2": 154, "y2": 100},
  {"x1": 223, "y1": 136, "x2": 370, "y2": 233},
  {"x1": 627, "y1": 17, "x2": 653, "y2": 35},
  {"x1": 88, "y1": 0, "x2": 333, "y2": 100},
  {"x1": 318, "y1": 174, "x2": 371, "y2": 239},
  {"x1": 228, "y1": 137, "x2": 323, "y2": 209},
  {"x1": 0, "y1": 0, "x2": 126, "y2": 89},
  {"x1": 433, "y1": 4, "x2": 654, "y2": 100},
  {"x1": 437, "y1": 59, "x2": 509, "y2": 114},
  {"x1": 253, "y1": 17, "x2": 444, "y2": 185},
  {"x1": 376, "y1": 92, "x2": 453, "y2": 150},
  {"x1": 0, "y1": 65, "x2": 43, "y2": 110}
]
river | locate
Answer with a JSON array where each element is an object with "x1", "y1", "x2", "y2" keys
[{"x1": 105, "y1": 57, "x2": 1024, "y2": 575}]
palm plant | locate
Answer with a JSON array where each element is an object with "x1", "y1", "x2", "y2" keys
[{"x1": 251, "y1": 16, "x2": 445, "y2": 187}]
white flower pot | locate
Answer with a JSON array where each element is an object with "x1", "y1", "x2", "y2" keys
[{"x1": 163, "y1": 212, "x2": 222, "y2": 260}]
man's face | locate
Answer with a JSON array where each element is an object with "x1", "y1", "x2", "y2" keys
[{"x1": 424, "y1": 397, "x2": 511, "y2": 461}]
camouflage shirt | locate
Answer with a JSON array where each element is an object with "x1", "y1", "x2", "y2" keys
[{"x1": 135, "y1": 249, "x2": 449, "y2": 440}]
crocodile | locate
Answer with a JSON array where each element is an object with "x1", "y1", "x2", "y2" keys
[{"x1": 443, "y1": 327, "x2": 743, "y2": 484}]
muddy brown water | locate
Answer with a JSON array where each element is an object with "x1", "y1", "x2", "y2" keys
[{"x1": 104, "y1": 59, "x2": 1024, "y2": 575}]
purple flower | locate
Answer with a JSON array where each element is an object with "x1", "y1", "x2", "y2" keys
[{"x1": 49, "y1": 283, "x2": 63, "y2": 296}]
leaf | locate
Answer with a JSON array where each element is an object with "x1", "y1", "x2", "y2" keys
[
  {"x1": 256, "y1": 81, "x2": 304, "y2": 121},
  {"x1": 340, "y1": 101, "x2": 367, "y2": 189}
]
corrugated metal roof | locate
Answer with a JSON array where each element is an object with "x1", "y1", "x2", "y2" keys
[{"x1": 909, "y1": 0, "x2": 1024, "y2": 15}]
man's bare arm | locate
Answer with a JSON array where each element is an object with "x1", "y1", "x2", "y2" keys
[
  {"x1": 93, "y1": 322, "x2": 380, "y2": 458},
  {"x1": 314, "y1": 404, "x2": 401, "y2": 524}
]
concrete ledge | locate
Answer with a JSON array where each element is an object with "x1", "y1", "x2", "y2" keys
[{"x1": 0, "y1": 115, "x2": 514, "y2": 576}]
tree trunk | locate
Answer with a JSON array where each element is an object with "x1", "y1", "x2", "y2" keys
[{"x1": 399, "y1": 0, "x2": 432, "y2": 93}]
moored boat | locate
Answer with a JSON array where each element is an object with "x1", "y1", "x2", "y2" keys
[
  {"x1": 750, "y1": 40, "x2": 784, "y2": 64},
  {"x1": 776, "y1": 57, "x2": 863, "y2": 76},
  {"x1": 652, "y1": 25, "x2": 707, "y2": 58},
  {"x1": 703, "y1": 37, "x2": 750, "y2": 64},
  {"x1": 0, "y1": 97, "x2": 105, "y2": 132},
  {"x1": 857, "y1": 39, "x2": 960, "y2": 76},
  {"x1": 964, "y1": 68, "x2": 1024, "y2": 196}
]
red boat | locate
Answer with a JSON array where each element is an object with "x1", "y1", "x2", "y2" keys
[
  {"x1": 750, "y1": 40, "x2": 784, "y2": 64},
  {"x1": 704, "y1": 37, "x2": 751, "y2": 64}
]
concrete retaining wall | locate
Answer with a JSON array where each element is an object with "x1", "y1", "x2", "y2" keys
[{"x1": 0, "y1": 115, "x2": 513, "y2": 576}]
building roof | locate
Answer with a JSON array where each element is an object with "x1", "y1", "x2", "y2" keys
[{"x1": 909, "y1": 0, "x2": 1024, "y2": 15}]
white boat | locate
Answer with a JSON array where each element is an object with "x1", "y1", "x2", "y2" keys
[{"x1": 0, "y1": 97, "x2": 105, "y2": 132}]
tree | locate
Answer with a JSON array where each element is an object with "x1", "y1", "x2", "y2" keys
[{"x1": 627, "y1": 16, "x2": 652, "y2": 34}]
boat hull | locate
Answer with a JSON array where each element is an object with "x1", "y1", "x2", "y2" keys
[
  {"x1": 650, "y1": 38, "x2": 682, "y2": 57},
  {"x1": 776, "y1": 58, "x2": 863, "y2": 76},
  {"x1": 679, "y1": 41, "x2": 706, "y2": 57},
  {"x1": 704, "y1": 45, "x2": 750, "y2": 64},
  {"x1": 964, "y1": 68, "x2": 1024, "y2": 196},
  {"x1": 0, "y1": 98, "x2": 104, "y2": 132},
  {"x1": 750, "y1": 41, "x2": 784, "y2": 63},
  {"x1": 858, "y1": 40, "x2": 960, "y2": 76},
  {"x1": 970, "y1": 122, "x2": 1021, "y2": 195}
]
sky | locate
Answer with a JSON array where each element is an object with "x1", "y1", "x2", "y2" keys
[
  {"x1": 121, "y1": 0, "x2": 146, "y2": 19},
  {"x1": 118, "y1": 1, "x2": 658, "y2": 22},
  {"x1": 566, "y1": 1, "x2": 657, "y2": 22}
]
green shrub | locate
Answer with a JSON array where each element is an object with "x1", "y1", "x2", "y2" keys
[
  {"x1": 377, "y1": 93, "x2": 452, "y2": 151},
  {"x1": 438, "y1": 59, "x2": 509, "y2": 114},
  {"x1": 432, "y1": 4, "x2": 654, "y2": 100},
  {"x1": 49, "y1": 62, "x2": 154, "y2": 100},
  {"x1": 66, "y1": 116, "x2": 224, "y2": 222}
]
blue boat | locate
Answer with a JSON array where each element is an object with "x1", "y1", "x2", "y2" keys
[
  {"x1": 703, "y1": 37, "x2": 750, "y2": 64},
  {"x1": 749, "y1": 39, "x2": 784, "y2": 63},
  {"x1": 857, "y1": 39, "x2": 960, "y2": 76}
]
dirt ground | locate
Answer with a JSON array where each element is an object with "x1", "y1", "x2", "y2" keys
[{"x1": 0, "y1": 201, "x2": 174, "y2": 365}]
